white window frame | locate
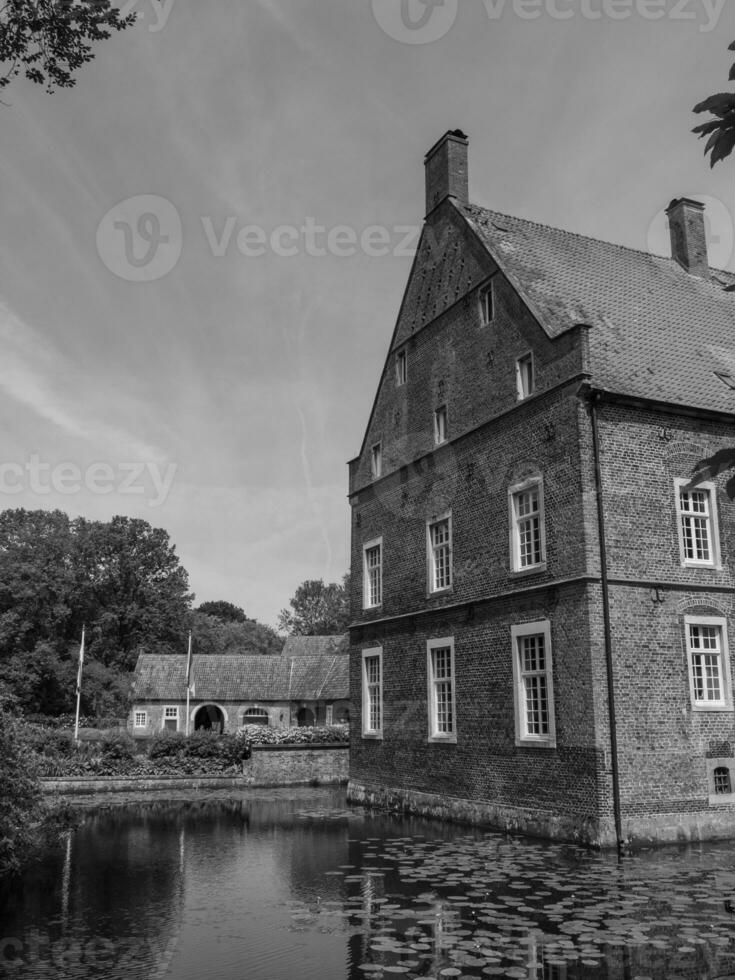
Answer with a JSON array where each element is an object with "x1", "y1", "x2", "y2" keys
[
  {"x1": 684, "y1": 615, "x2": 733, "y2": 712},
  {"x1": 427, "y1": 512, "x2": 453, "y2": 594},
  {"x1": 396, "y1": 349, "x2": 407, "y2": 386},
  {"x1": 675, "y1": 479, "x2": 721, "y2": 569},
  {"x1": 511, "y1": 621, "x2": 556, "y2": 748},
  {"x1": 362, "y1": 537, "x2": 383, "y2": 610},
  {"x1": 371, "y1": 442, "x2": 382, "y2": 480},
  {"x1": 134, "y1": 710, "x2": 147, "y2": 728},
  {"x1": 162, "y1": 705, "x2": 179, "y2": 731},
  {"x1": 508, "y1": 476, "x2": 546, "y2": 573},
  {"x1": 426, "y1": 637, "x2": 457, "y2": 743},
  {"x1": 434, "y1": 405, "x2": 448, "y2": 446},
  {"x1": 361, "y1": 647, "x2": 383, "y2": 739},
  {"x1": 479, "y1": 280, "x2": 494, "y2": 325},
  {"x1": 516, "y1": 352, "x2": 535, "y2": 400}
]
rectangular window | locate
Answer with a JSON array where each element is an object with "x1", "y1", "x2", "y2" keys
[
  {"x1": 427, "y1": 638, "x2": 456, "y2": 742},
  {"x1": 371, "y1": 443, "x2": 382, "y2": 479},
  {"x1": 509, "y1": 478, "x2": 546, "y2": 572},
  {"x1": 428, "y1": 514, "x2": 452, "y2": 593},
  {"x1": 363, "y1": 538, "x2": 383, "y2": 609},
  {"x1": 434, "y1": 405, "x2": 448, "y2": 445},
  {"x1": 134, "y1": 710, "x2": 147, "y2": 728},
  {"x1": 685, "y1": 616, "x2": 732, "y2": 711},
  {"x1": 516, "y1": 353, "x2": 535, "y2": 400},
  {"x1": 396, "y1": 349, "x2": 407, "y2": 386},
  {"x1": 480, "y1": 281, "x2": 494, "y2": 325},
  {"x1": 676, "y1": 480, "x2": 719, "y2": 567},
  {"x1": 163, "y1": 706, "x2": 179, "y2": 731},
  {"x1": 511, "y1": 622, "x2": 556, "y2": 747},
  {"x1": 362, "y1": 648, "x2": 383, "y2": 737}
]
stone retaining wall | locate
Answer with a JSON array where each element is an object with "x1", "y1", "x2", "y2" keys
[{"x1": 41, "y1": 744, "x2": 349, "y2": 795}]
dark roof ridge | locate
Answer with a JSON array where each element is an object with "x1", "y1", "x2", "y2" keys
[{"x1": 462, "y1": 201, "x2": 735, "y2": 279}]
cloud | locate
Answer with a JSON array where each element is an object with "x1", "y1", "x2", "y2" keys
[
  {"x1": 0, "y1": 299, "x2": 163, "y2": 462},
  {"x1": 255, "y1": 0, "x2": 319, "y2": 56}
]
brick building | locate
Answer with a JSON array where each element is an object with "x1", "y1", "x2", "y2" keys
[
  {"x1": 347, "y1": 130, "x2": 735, "y2": 847},
  {"x1": 129, "y1": 635, "x2": 349, "y2": 736}
]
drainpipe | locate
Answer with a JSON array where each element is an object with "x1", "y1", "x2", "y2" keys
[{"x1": 589, "y1": 391, "x2": 624, "y2": 849}]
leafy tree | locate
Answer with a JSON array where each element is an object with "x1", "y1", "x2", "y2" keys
[
  {"x1": 0, "y1": 0, "x2": 136, "y2": 94},
  {"x1": 691, "y1": 43, "x2": 735, "y2": 495},
  {"x1": 0, "y1": 510, "x2": 193, "y2": 715},
  {"x1": 0, "y1": 690, "x2": 43, "y2": 875},
  {"x1": 277, "y1": 575, "x2": 350, "y2": 636},
  {"x1": 693, "y1": 41, "x2": 735, "y2": 167},
  {"x1": 190, "y1": 611, "x2": 282, "y2": 657},
  {"x1": 197, "y1": 600, "x2": 249, "y2": 624}
]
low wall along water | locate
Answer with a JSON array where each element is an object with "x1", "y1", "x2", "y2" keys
[{"x1": 40, "y1": 743, "x2": 349, "y2": 795}]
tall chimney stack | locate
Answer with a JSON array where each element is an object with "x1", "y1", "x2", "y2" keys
[
  {"x1": 424, "y1": 129, "x2": 469, "y2": 218},
  {"x1": 666, "y1": 198, "x2": 710, "y2": 279}
]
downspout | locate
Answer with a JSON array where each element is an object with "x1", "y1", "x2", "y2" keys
[{"x1": 589, "y1": 391, "x2": 624, "y2": 849}]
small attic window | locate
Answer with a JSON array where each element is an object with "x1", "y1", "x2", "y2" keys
[
  {"x1": 371, "y1": 443, "x2": 382, "y2": 479},
  {"x1": 715, "y1": 371, "x2": 735, "y2": 391},
  {"x1": 516, "y1": 353, "x2": 535, "y2": 400},
  {"x1": 396, "y1": 349, "x2": 407, "y2": 386},
  {"x1": 479, "y1": 282, "x2": 494, "y2": 326}
]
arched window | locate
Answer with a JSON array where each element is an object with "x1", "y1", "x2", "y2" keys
[
  {"x1": 243, "y1": 707, "x2": 269, "y2": 726},
  {"x1": 714, "y1": 766, "x2": 732, "y2": 795}
]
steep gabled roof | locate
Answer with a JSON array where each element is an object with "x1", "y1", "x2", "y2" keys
[
  {"x1": 460, "y1": 202, "x2": 735, "y2": 415},
  {"x1": 132, "y1": 651, "x2": 349, "y2": 702}
]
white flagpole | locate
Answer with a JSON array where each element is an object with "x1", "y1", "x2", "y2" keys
[
  {"x1": 74, "y1": 626, "x2": 86, "y2": 743},
  {"x1": 185, "y1": 630, "x2": 192, "y2": 736}
]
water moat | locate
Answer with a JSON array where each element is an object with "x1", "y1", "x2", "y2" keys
[{"x1": 2, "y1": 787, "x2": 735, "y2": 980}]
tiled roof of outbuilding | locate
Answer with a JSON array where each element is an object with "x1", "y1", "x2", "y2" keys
[
  {"x1": 460, "y1": 202, "x2": 735, "y2": 415},
  {"x1": 132, "y1": 650, "x2": 349, "y2": 702}
]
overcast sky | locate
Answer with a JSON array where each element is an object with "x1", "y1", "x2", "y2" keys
[{"x1": 1, "y1": 0, "x2": 735, "y2": 626}]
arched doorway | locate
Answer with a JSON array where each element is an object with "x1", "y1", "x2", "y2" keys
[
  {"x1": 297, "y1": 707, "x2": 315, "y2": 727},
  {"x1": 194, "y1": 704, "x2": 225, "y2": 733}
]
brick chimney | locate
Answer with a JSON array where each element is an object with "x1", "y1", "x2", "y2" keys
[
  {"x1": 424, "y1": 130, "x2": 469, "y2": 217},
  {"x1": 666, "y1": 197, "x2": 710, "y2": 279}
]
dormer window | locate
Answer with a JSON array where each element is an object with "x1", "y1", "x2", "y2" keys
[
  {"x1": 396, "y1": 349, "x2": 408, "y2": 386},
  {"x1": 434, "y1": 406, "x2": 448, "y2": 445},
  {"x1": 516, "y1": 353, "x2": 535, "y2": 400},
  {"x1": 480, "y1": 281, "x2": 494, "y2": 325},
  {"x1": 371, "y1": 443, "x2": 382, "y2": 479}
]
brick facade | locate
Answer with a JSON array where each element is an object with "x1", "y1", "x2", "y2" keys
[{"x1": 347, "y1": 131, "x2": 735, "y2": 847}]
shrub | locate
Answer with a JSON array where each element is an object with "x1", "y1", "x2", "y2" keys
[
  {"x1": 238, "y1": 724, "x2": 349, "y2": 746},
  {"x1": 147, "y1": 730, "x2": 186, "y2": 759},
  {"x1": 0, "y1": 704, "x2": 44, "y2": 875},
  {"x1": 99, "y1": 730, "x2": 135, "y2": 761}
]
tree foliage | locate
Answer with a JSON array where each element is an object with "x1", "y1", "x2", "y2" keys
[
  {"x1": 277, "y1": 576, "x2": 350, "y2": 636},
  {"x1": 0, "y1": 0, "x2": 136, "y2": 93},
  {"x1": 190, "y1": 610, "x2": 282, "y2": 657},
  {"x1": 693, "y1": 41, "x2": 735, "y2": 167},
  {"x1": 0, "y1": 510, "x2": 193, "y2": 715},
  {"x1": 0, "y1": 691, "x2": 44, "y2": 875},
  {"x1": 196, "y1": 600, "x2": 249, "y2": 624}
]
